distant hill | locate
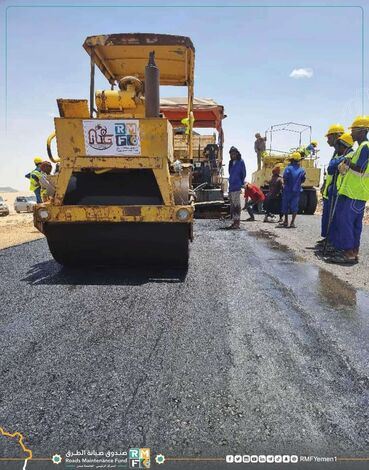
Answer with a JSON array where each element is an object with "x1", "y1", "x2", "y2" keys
[{"x1": 0, "y1": 187, "x2": 18, "y2": 193}]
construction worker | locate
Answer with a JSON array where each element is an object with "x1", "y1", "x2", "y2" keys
[
  {"x1": 321, "y1": 133, "x2": 354, "y2": 253},
  {"x1": 263, "y1": 166, "x2": 283, "y2": 223},
  {"x1": 328, "y1": 116, "x2": 369, "y2": 264},
  {"x1": 25, "y1": 157, "x2": 43, "y2": 203},
  {"x1": 280, "y1": 152, "x2": 306, "y2": 228},
  {"x1": 317, "y1": 124, "x2": 344, "y2": 245},
  {"x1": 306, "y1": 140, "x2": 318, "y2": 157},
  {"x1": 227, "y1": 146, "x2": 246, "y2": 229},
  {"x1": 243, "y1": 182, "x2": 265, "y2": 221},
  {"x1": 254, "y1": 133, "x2": 266, "y2": 170},
  {"x1": 39, "y1": 161, "x2": 55, "y2": 201}
]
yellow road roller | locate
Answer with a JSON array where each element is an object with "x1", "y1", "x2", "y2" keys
[{"x1": 34, "y1": 33, "x2": 195, "y2": 266}]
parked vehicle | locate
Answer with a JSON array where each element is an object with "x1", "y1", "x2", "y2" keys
[
  {"x1": 0, "y1": 196, "x2": 10, "y2": 216},
  {"x1": 14, "y1": 195, "x2": 36, "y2": 213}
]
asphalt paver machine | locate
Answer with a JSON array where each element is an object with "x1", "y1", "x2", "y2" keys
[{"x1": 160, "y1": 97, "x2": 228, "y2": 218}]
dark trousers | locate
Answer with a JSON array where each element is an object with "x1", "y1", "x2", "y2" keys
[
  {"x1": 264, "y1": 196, "x2": 282, "y2": 218},
  {"x1": 245, "y1": 200, "x2": 263, "y2": 219}
]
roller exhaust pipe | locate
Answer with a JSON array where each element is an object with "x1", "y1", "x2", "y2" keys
[{"x1": 145, "y1": 51, "x2": 160, "y2": 118}]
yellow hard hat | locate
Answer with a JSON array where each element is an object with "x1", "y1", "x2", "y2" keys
[
  {"x1": 311, "y1": 140, "x2": 318, "y2": 146},
  {"x1": 289, "y1": 151, "x2": 302, "y2": 161},
  {"x1": 325, "y1": 124, "x2": 344, "y2": 136},
  {"x1": 34, "y1": 156, "x2": 43, "y2": 164},
  {"x1": 337, "y1": 133, "x2": 354, "y2": 148},
  {"x1": 349, "y1": 115, "x2": 369, "y2": 129}
]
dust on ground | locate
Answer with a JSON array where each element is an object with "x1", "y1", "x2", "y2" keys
[{"x1": 0, "y1": 191, "x2": 43, "y2": 250}]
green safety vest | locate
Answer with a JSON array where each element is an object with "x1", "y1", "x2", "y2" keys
[
  {"x1": 323, "y1": 152, "x2": 339, "y2": 199},
  {"x1": 29, "y1": 169, "x2": 42, "y2": 192},
  {"x1": 336, "y1": 149, "x2": 353, "y2": 191},
  {"x1": 338, "y1": 141, "x2": 369, "y2": 201}
]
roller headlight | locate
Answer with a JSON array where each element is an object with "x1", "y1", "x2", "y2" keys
[
  {"x1": 38, "y1": 209, "x2": 50, "y2": 221},
  {"x1": 176, "y1": 208, "x2": 191, "y2": 221}
]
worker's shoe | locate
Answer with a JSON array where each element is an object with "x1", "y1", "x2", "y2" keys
[
  {"x1": 316, "y1": 238, "x2": 326, "y2": 246},
  {"x1": 326, "y1": 254, "x2": 358, "y2": 265},
  {"x1": 246, "y1": 217, "x2": 255, "y2": 222},
  {"x1": 225, "y1": 222, "x2": 240, "y2": 230}
]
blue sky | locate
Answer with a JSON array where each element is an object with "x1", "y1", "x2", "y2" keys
[{"x1": 0, "y1": 0, "x2": 367, "y2": 189}]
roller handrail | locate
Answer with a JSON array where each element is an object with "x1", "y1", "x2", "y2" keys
[{"x1": 46, "y1": 132, "x2": 60, "y2": 163}]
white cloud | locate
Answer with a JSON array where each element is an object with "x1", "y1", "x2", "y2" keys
[{"x1": 289, "y1": 68, "x2": 314, "y2": 79}]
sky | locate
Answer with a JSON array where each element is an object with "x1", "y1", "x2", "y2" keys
[{"x1": 0, "y1": 0, "x2": 368, "y2": 190}]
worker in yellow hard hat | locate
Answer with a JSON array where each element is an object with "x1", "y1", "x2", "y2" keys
[
  {"x1": 320, "y1": 133, "x2": 354, "y2": 255},
  {"x1": 316, "y1": 124, "x2": 345, "y2": 246},
  {"x1": 25, "y1": 157, "x2": 44, "y2": 203},
  {"x1": 306, "y1": 140, "x2": 319, "y2": 157},
  {"x1": 327, "y1": 116, "x2": 369, "y2": 264},
  {"x1": 325, "y1": 124, "x2": 344, "y2": 146},
  {"x1": 279, "y1": 152, "x2": 306, "y2": 228}
]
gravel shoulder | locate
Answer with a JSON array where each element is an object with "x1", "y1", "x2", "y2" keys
[{"x1": 0, "y1": 192, "x2": 43, "y2": 249}]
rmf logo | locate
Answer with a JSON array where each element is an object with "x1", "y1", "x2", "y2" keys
[{"x1": 129, "y1": 448, "x2": 150, "y2": 468}]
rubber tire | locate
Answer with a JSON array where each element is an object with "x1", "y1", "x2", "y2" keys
[
  {"x1": 298, "y1": 191, "x2": 308, "y2": 214},
  {"x1": 305, "y1": 190, "x2": 318, "y2": 215}
]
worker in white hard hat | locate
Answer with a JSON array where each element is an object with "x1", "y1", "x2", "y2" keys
[
  {"x1": 316, "y1": 124, "x2": 345, "y2": 246},
  {"x1": 280, "y1": 152, "x2": 306, "y2": 228},
  {"x1": 327, "y1": 116, "x2": 369, "y2": 264},
  {"x1": 25, "y1": 157, "x2": 44, "y2": 203}
]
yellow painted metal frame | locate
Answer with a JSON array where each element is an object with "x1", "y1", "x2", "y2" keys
[
  {"x1": 83, "y1": 33, "x2": 195, "y2": 86},
  {"x1": 51, "y1": 116, "x2": 177, "y2": 207},
  {"x1": 35, "y1": 34, "x2": 195, "y2": 234},
  {"x1": 35, "y1": 204, "x2": 194, "y2": 224}
]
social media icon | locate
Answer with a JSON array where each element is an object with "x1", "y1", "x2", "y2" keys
[
  {"x1": 226, "y1": 455, "x2": 234, "y2": 463},
  {"x1": 259, "y1": 455, "x2": 266, "y2": 463},
  {"x1": 267, "y1": 455, "x2": 274, "y2": 463},
  {"x1": 291, "y1": 455, "x2": 299, "y2": 463},
  {"x1": 243, "y1": 456, "x2": 251, "y2": 463},
  {"x1": 251, "y1": 455, "x2": 258, "y2": 463},
  {"x1": 275, "y1": 455, "x2": 282, "y2": 463},
  {"x1": 235, "y1": 455, "x2": 242, "y2": 463},
  {"x1": 283, "y1": 455, "x2": 291, "y2": 463}
]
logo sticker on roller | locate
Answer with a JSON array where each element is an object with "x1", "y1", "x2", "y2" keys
[{"x1": 83, "y1": 119, "x2": 141, "y2": 156}]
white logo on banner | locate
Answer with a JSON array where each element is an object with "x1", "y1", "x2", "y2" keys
[{"x1": 83, "y1": 120, "x2": 141, "y2": 156}]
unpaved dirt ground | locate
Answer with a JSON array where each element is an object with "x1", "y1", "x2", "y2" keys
[{"x1": 0, "y1": 192, "x2": 44, "y2": 249}]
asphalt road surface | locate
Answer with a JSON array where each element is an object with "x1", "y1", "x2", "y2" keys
[{"x1": 1, "y1": 217, "x2": 369, "y2": 470}]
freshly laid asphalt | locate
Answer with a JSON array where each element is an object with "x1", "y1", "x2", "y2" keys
[{"x1": 1, "y1": 217, "x2": 369, "y2": 469}]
